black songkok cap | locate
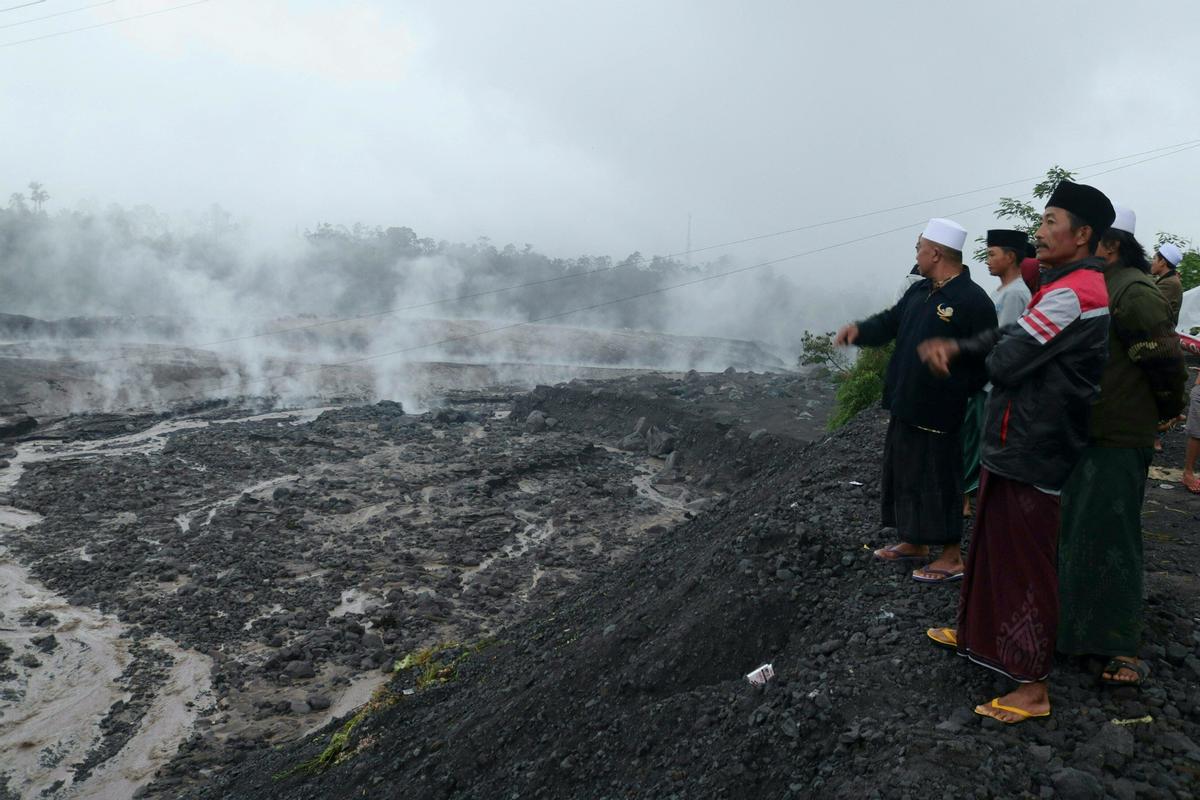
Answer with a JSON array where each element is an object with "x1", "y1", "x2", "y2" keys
[
  {"x1": 1045, "y1": 180, "x2": 1116, "y2": 234},
  {"x1": 986, "y1": 229, "x2": 1028, "y2": 251}
]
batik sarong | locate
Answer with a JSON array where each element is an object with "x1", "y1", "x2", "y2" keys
[{"x1": 956, "y1": 468, "x2": 1060, "y2": 682}]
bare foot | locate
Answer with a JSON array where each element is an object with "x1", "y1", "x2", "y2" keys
[{"x1": 975, "y1": 682, "x2": 1050, "y2": 723}]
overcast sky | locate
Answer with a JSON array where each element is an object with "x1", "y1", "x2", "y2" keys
[{"x1": 3, "y1": 0, "x2": 1199, "y2": 304}]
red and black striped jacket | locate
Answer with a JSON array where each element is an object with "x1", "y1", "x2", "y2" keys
[{"x1": 958, "y1": 257, "x2": 1110, "y2": 490}]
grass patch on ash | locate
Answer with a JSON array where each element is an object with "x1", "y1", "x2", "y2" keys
[{"x1": 274, "y1": 638, "x2": 495, "y2": 779}]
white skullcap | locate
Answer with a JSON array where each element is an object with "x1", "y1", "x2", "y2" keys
[
  {"x1": 1110, "y1": 203, "x2": 1136, "y2": 235},
  {"x1": 921, "y1": 218, "x2": 968, "y2": 251},
  {"x1": 1158, "y1": 243, "x2": 1183, "y2": 267}
]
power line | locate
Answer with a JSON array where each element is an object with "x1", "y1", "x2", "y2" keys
[
  {"x1": 0, "y1": 1, "x2": 46, "y2": 14},
  {"x1": 171, "y1": 140, "x2": 1200, "y2": 400},
  {"x1": 683, "y1": 137, "x2": 1200, "y2": 258},
  {"x1": 0, "y1": 0, "x2": 115, "y2": 31},
  {"x1": 78, "y1": 135, "x2": 1200, "y2": 369},
  {"x1": 0, "y1": 0, "x2": 209, "y2": 47},
  {"x1": 1076, "y1": 142, "x2": 1200, "y2": 180}
]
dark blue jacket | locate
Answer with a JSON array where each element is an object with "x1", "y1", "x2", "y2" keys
[{"x1": 856, "y1": 269, "x2": 997, "y2": 432}]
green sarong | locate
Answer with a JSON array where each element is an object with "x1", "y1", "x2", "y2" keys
[
  {"x1": 1057, "y1": 446, "x2": 1153, "y2": 657},
  {"x1": 960, "y1": 391, "x2": 986, "y2": 496}
]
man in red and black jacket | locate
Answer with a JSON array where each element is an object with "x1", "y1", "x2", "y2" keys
[{"x1": 917, "y1": 180, "x2": 1114, "y2": 725}]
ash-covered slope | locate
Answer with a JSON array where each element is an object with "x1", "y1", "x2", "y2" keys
[{"x1": 188, "y1": 391, "x2": 1200, "y2": 800}]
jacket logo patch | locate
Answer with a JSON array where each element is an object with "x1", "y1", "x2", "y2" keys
[{"x1": 936, "y1": 304, "x2": 954, "y2": 322}]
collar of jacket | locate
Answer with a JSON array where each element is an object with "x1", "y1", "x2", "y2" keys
[
  {"x1": 915, "y1": 267, "x2": 975, "y2": 298},
  {"x1": 1040, "y1": 256, "x2": 1104, "y2": 286},
  {"x1": 1102, "y1": 258, "x2": 1147, "y2": 279},
  {"x1": 1156, "y1": 268, "x2": 1178, "y2": 281}
]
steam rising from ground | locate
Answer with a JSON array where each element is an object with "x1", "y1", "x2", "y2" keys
[{"x1": 0, "y1": 199, "x2": 881, "y2": 412}]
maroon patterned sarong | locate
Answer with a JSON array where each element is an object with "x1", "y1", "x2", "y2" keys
[{"x1": 956, "y1": 468, "x2": 1060, "y2": 682}]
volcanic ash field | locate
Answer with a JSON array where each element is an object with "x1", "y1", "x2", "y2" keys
[{"x1": 3, "y1": 364, "x2": 1200, "y2": 800}]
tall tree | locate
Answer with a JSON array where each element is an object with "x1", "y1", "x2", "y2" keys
[
  {"x1": 972, "y1": 165, "x2": 1076, "y2": 262},
  {"x1": 28, "y1": 181, "x2": 49, "y2": 213}
]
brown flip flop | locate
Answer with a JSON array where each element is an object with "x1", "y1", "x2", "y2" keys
[
  {"x1": 912, "y1": 567, "x2": 964, "y2": 584},
  {"x1": 873, "y1": 544, "x2": 928, "y2": 562}
]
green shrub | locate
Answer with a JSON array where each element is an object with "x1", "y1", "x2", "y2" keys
[{"x1": 827, "y1": 343, "x2": 893, "y2": 430}]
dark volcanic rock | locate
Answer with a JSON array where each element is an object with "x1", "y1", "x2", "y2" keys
[
  {"x1": 0, "y1": 410, "x2": 37, "y2": 438},
  {"x1": 284, "y1": 661, "x2": 316, "y2": 679},
  {"x1": 9, "y1": 372, "x2": 1196, "y2": 800},
  {"x1": 31, "y1": 633, "x2": 58, "y2": 653},
  {"x1": 179, "y1": 392, "x2": 1200, "y2": 800},
  {"x1": 644, "y1": 425, "x2": 675, "y2": 456},
  {"x1": 524, "y1": 410, "x2": 548, "y2": 433},
  {"x1": 617, "y1": 431, "x2": 645, "y2": 452},
  {"x1": 1051, "y1": 767, "x2": 1104, "y2": 800}
]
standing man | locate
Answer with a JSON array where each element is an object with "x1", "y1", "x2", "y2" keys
[
  {"x1": 1152, "y1": 243, "x2": 1185, "y2": 327},
  {"x1": 918, "y1": 181, "x2": 1114, "y2": 722},
  {"x1": 962, "y1": 230, "x2": 1033, "y2": 514},
  {"x1": 988, "y1": 229, "x2": 1034, "y2": 326},
  {"x1": 835, "y1": 218, "x2": 996, "y2": 583},
  {"x1": 1057, "y1": 207, "x2": 1188, "y2": 685}
]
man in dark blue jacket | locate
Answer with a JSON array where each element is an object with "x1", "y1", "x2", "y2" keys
[{"x1": 836, "y1": 218, "x2": 997, "y2": 583}]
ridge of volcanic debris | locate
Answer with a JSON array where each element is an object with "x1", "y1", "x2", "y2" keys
[{"x1": 171, "y1": 386, "x2": 1200, "y2": 800}]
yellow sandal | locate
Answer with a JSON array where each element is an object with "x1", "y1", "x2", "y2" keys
[
  {"x1": 926, "y1": 627, "x2": 957, "y2": 648},
  {"x1": 973, "y1": 698, "x2": 1050, "y2": 724}
]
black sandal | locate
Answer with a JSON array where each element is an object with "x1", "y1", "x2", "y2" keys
[{"x1": 1100, "y1": 657, "x2": 1151, "y2": 687}]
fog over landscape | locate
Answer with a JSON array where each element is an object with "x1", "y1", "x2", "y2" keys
[
  {"x1": 3, "y1": 4, "x2": 1200, "y2": 800},
  {"x1": 5, "y1": 1, "x2": 1200, "y2": 358}
]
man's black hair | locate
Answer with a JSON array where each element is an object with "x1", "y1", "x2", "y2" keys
[
  {"x1": 1099, "y1": 228, "x2": 1150, "y2": 274},
  {"x1": 999, "y1": 246, "x2": 1023, "y2": 266}
]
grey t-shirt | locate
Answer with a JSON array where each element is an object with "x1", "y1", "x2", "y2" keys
[
  {"x1": 991, "y1": 279, "x2": 1032, "y2": 328},
  {"x1": 983, "y1": 278, "x2": 1033, "y2": 397}
]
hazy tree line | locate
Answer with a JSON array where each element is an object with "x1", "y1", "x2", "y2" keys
[
  {"x1": 301, "y1": 220, "x2": 719, "y2": 330},
  {"x1": 0, "y1": 185, "x2": 755, "y2": 337}
]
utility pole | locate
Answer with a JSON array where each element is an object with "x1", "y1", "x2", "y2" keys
[{"x1": 686, "y1": 212, "x2": 692, "y2": 267}]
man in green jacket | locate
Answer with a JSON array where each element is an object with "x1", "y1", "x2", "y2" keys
[
  {"x1": 1152, "y1": 243, "x2": 1185, "y2": 328},
  {"x1": 1057, "y1": 208, "x2": 1188, "y2": 686}
]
